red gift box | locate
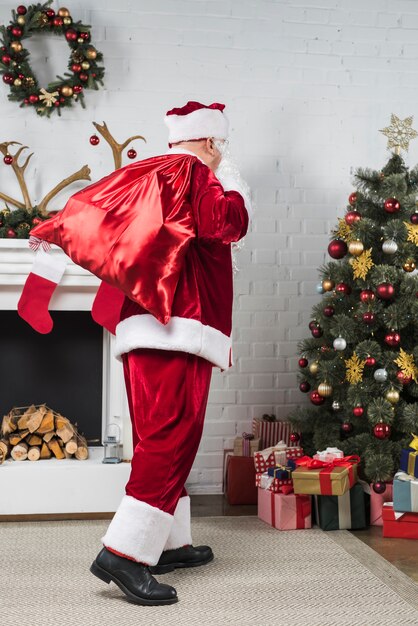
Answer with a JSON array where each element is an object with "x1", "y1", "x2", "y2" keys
[
  {"x1": 225, "y1": 455, "x2": 258, "y2": 505},
  {"x1": 370, "y1": 483, "x2": 393, "y2": 526},
  {"x1": 258, "y1": 488, "x2": 311, "y2": 530},
  {"x1": 382, "y1": 503, "x2": 418, "y2": 539},
  {"x1": 254, "y1": 445, "x2": 304, "y2": 473},
  {"x1": 256, "y1": 472, "x2": 293, "y2": 494}
]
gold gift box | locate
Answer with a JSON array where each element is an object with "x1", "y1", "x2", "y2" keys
[
  {"x1": 292, "y1": 464, "x2": 358, "y2": 496},
  {"x1": 233, "y1": 437, "x2": 260, "y2": 457}
]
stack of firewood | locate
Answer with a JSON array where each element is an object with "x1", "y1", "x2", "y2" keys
[{"x1": 0, "y1": 404, "x2": 89, "y2": 462}]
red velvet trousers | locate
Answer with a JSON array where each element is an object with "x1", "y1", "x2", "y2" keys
[{"x1": 122, "y1": 348, "x2": 213, "y2": 515}]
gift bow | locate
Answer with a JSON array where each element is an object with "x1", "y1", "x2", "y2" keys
[
  {"x1": 295, "y1": 454, "x2": 360, "y2": 470},
  {"x1": 256, "y1": 440, "x2": 287, "y2": 462},
  {"x1": 409, "y1": 433, "x2": 418, "y2": 451},
  {"x1": 242, "y1": 432, "x2": 254, "y2": 440},
  {"x1": 29, "y1": 235, "x2": 51, "y2": 252},
  {"x1": 314, "y1": 447, "x2": 344, "y2": 461},
  {"x1": 395, "y1": 471, "x2": 418, "y2": 483}
]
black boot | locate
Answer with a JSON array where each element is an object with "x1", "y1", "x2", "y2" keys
[
  {"x1": 149, "y1": 545, "x2": 214, "y2": 574},
  {"x1": 90, "y1": 547, "x2": 178, "y2": 605}
]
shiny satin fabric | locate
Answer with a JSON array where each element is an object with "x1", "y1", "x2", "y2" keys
[
  {"x1": 31, "y1": 154, "x2": 198, "y2": 325},
  {"x1": 122, "y1": 348, "x2": 212, "y2": 515}
]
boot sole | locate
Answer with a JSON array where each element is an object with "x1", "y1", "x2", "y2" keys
[
  {"x1": 150, "y1": 552, "x2": 214, "y2": 575},
  {"x1": 90, "y1": 560, "x2": 178, "y2": 605}
]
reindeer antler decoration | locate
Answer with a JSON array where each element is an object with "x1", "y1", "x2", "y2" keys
[{"x1": 92, "y1": 121, "x2": 146, "y2": 170}]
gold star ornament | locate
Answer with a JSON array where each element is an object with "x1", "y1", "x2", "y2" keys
[
  {"x1": 380, "y1": 114, "x2": 418, "y2": 153},
  {"x1": 345, "y1": 353, "x2": 365, "y2": 385}
]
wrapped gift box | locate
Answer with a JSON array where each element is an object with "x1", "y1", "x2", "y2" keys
[
  {"x1": 314, "y1": 483, "x2": 367, "y2": 530},
  {"x1": 400, "y1": 447, "x2": 418, "y2": 479},
  {"x1": 313, "y1": 447, "x2": 344, "y2": 463},
  {"x1": 293, "y1": 457, "x2": 359, "y2": 496},
  {"x1": 256, "y1": 471, "x2": 293, "y2": 494},
  {"x1": 233, "y1": 435, "x2": 260, "y2": 458},
  {"x1": 258, "y1": 488, "x2": 311, "y2": 530},
  {"x1": 370, "y1": 482, "x2": 393, "y2": 526},
  {"x1": 393, "y1": 471, "x2": 418, "y2": 513},
  {"x1": 225, "y1": 455, "x2": 258, "y2": 505},
  {"x1": 252, "y1": 416, "x2": 296, "y2": 449},
  {"x1": 382, "y1": 503, "x2": 418, "y2": 539},
  {"x1": 254, "y1": 442, "x2": 304, "y2": 473}
]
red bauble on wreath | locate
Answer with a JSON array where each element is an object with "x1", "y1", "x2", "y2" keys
[
  {"x1": 373, "y1": 422, "x2": 391, "y2": 439},
  {"x1": 0, "y1": 2, "x2": 105, "y2": 117},
  {"x1": 328, "y1": 239, "x2": 348, "y2": 259},
  {"x1": 384, "y1": 197, "x2": 400, "y2": 213},
  {"x1": 376, "y1": 282, "x2": 395, "y2": 300},
  {"x1": 310, "y1": 390, "x2": 325, "y2": 405}
]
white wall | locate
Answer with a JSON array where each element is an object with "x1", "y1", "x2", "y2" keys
[{"x1": 2, "y1": 0, "x2": 418, "y2": 493}]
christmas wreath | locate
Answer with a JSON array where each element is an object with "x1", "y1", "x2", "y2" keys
[{"x1": 0, "y1": 1, "x2": 105, "y2": 117}]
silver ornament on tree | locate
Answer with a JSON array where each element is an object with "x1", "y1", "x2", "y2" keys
[
  {"x1": 374, "y1": 368, "x2": 388, "y2": 383},
  {"x1": 316, "y1": 283, "x2": 324, "y2": 294},
  {"x1": 333, "y1": 337, "x2": 347, "y2": 351},
  {"x1": 332, "y1": 401, "x2": 341, "y2": 411},
  {"x1": 382, "y1": 239, "x2": 398, "y2": 255}
]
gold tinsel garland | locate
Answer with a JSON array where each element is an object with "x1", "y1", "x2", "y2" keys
[
  {"x1": 352, "y1": 248, "x2": 374, "y2": 280},
  {"x1": 345, "y1": 353, "x2": 365, "y2": 384},
  {"x1": 334, "y1": 218, "x2": 352, "y2": 242},
  {"x1": 394, "y1": 348, "x2": 418, "y2": 383}
]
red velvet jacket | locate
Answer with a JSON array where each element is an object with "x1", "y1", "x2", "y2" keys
[{"x1": 114, "y1": 148, "x2": 250, "y2": 369}]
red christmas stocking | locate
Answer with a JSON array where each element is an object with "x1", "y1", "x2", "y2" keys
[
  {"x1": 91, "y1": 281, "x2": 126, "y2": 335},
  {"x1": 18, "y1": 249, "x2": 67, "y2": 334}
]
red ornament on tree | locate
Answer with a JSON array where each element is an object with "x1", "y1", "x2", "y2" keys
[
  {"x1": 348, "y1": 192, "x2": 357, "y2": 206},
  {"x1": 341, "y1": 421, "x2": 353, "y2": 433},
  {"x1": 6, "y1": 228, "x2": 16, "y2": 238},
  {"x1": 290, "y1": 432, "x2": 300, "y2": 443},
  {"x1": 311, "y1": 327, "x2": 323, "y2": 338},
  {"x1": 384, "y1": 332, "x2": 400, "y2": 347},
  {"x1": 410, "y1": 213, "x2": 418, "y2": 225},
  {"x1": 299, "y1": 381, "x2": 311, "y2": 393},
  {"x1": 397, "y1": 370, "x2": 412, "y2": 385},
  {"x1": 310, "y1": 390, "x2": 325, "y2": 405},
  {"x1": 373, "y1": 422, "x2": 391, "y2": 439},
  {"x1": 89, "y1": 134, "x2": 100, "y2": 146},
  {"x1": 323, "y1": 305, "x2": 335, "y2": 317},
  {"x1": 335, "y1": 283, "x2": 351, "y2": 296},
  {"x1": 17, "y1": 5, "x2": 27, "y2": 15},
  {"x1": 372, "y1": 482, "x2": 387, "y2": 494},
  {"x1": 3, "y1": 154, "x2": 13, "y2": 165},
  {"x1": 376, "y1": 282, "x2": 395, "y2": 300},
  {"x1": 365, "y1": 356, "x2": 376, "y2": 367},
  {"x1": 308, "y1": 321, "x2": 318, "y2": 330},
  {"x1": 362, "y1": 311, "x2": 375, "y2": 325},
  {"x1": 298, "y1": 358, "x2": 308, "y2": 368},
  {"x1": 328, "y1": 239, "x2": 348, "y2": 259},
  {"x1": 360, "y1": 289, "x2": 375, "y2": 303},
  {"x1": 127, "y1": 148, "x2": 137, "y2": 159},
  {"x1": 384, "y1": 197, "x2": 400, "y2": 213},
  {"x1": 353, "y1": 406, "x2": 364, "y2": 417},
  {"x1": 345, "y1": 210, "x2": 361, "y2": 225}
]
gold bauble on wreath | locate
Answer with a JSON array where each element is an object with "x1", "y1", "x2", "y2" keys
[
  {"x1": 322, "y1": 279, "x2": 335, "y2": 291},
  {"x1": 309, "y1": 361, "x2": 319, "y2": 375},
  {"x1": 81, "y1": 61, "x2": 90, "y2": 70},
  {"x1": 318, "y1": 382, "x2": 333, "y2": 397},
  {"x1": 58, "y1": 7, "x2": 71, "y2": 17},
  {"x1": 17, "y1": 15, "x2": 26, "y2": 25},
  {"x1": 348, "y1": 240, "x2": 364, "y2": 256},
  {"x1": 10, "y1": 41, "x2": 22, "y2": 52},
  {"x1": 13, "y1": 78, "x2": 22, "y2": 87},
  {"x1": 63, "y1": 17, "x2": 72, "y2": 25},
  {"x1": 61, "y1": 85, "x2": 73, "y2": 97},
  {"x1": 403, "y1": 258, "x2": 416, "y2": 272},
  {"x1": 85, "y1": 47, "x2": 98, "y2": 60},
  {"x1": 386, "y1": 389, "x2": 400, "y2": 404}
]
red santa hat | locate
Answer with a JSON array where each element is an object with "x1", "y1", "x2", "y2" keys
[{"x1": 164, "y1": 100, "x2": 229, "y2": 144}]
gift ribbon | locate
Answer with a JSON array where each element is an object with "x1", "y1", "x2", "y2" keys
[
  {"x1": 338, "y1": 490, "x2": 352, "y2": 529},
  {"x1": 314, "y1": 447, "x2": 344, "y2": 462},
  {"x1": 408, "y1": 433, "x2": 418, "y2": 451},
  {"x1": 242, "y1": 432, "x2": 254, "y2": 457},
  {"x1": 295, "y1": 455, "x2": 360, "y2": 495},
  {"x1": 271, "y1": 491, "x2": 276, "y2": 527},
  {"x1": 407, "y1": 450, "x2": 418, "y2": 476}
]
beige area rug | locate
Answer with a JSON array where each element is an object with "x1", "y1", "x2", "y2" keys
[{"x1": 0, "y1": 516, "x2": 417, "y2": 626}]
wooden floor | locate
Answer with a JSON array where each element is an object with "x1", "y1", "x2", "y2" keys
[
  {"x1": 1, "y1": 494, "x2": 417, "y2": 584},
  {"x1": 190, "y1": 495, "x2": 418, "y2": 584}
]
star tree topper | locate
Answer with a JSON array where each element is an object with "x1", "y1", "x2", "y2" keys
[{"x1": 379, "y1": 114, "x2": 418, "y2": 153}]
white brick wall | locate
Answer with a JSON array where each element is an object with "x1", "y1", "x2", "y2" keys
[{"x1": 2, "y1": 0, "x2": 418, "y2": 493}]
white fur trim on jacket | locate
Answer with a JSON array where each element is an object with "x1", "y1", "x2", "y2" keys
[
  {"x1": 164, "y1": 107, "x2": 229, "y2": 144},
  {"x1": 114, "y1": 314, "x2": 232, "y2": 370},
  {"x1": 101, "y1": 495, "x2": 173, "y2": 565},
  {"x1": 163, "y1": 496, "x2": 193, "y2": 551},
  {"x1": 32, "y1": 248, "x2": 68, "y2": 284}
]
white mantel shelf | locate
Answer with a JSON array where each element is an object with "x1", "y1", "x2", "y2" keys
[{"x1": 0, "y1": 447, "x2": 132, "y2": 515}]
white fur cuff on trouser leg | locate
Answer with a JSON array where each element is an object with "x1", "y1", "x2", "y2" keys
[
  {"x1": 163, "y1": 495, "x2": 193, "y2": 551},
  {"x1": 101, "y1": 495, "x2": 174, "y2": 565}
]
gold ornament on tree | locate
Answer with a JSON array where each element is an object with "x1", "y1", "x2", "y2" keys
[
  {"x1": 322, "y1": 279, "x2": 334, "y2": 291},
  {"x1": 345, "y1": 353, "x2": 365, "y2": 385},
  {"x1": 386, "y1": 389, "x2": 400, "y2": 404},
  {"x1": 403, "y1": 258, "x2": 416, "y2": 272},
  {"x1": 352, "y1": 248, "x2": 374, "y2": 280},
  {"x1": 394, "y1": 349, "x2": 418, "y2": 383},
  {"x1": 348, "y1": 240, "x2": 364, "y2": 256},
  {"x1": 318, "y1": 382, "x2": 333, "y2": 397},
  {"x1": 380, "y1": 114, "x2": 418, "y2": 153},
  {"x1": 309, "y1": 361, "x2": 319, "y2": 375}
]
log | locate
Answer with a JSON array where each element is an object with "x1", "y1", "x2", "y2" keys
[
  {"x1": 1, "y1": 412, "x2": 17, "y2": 435},
  {"x1": 75, "y1": 434, "x2": 89, "y2": 460},
  {"x1": 26, "y1": 405, "x2": 47, "y2": 433},
  {"x1": 0, "y1": 438, "x2": 9, "y2": 460},
  {"x1": 64, "y1": 449, "x2": 73, "y2": 459},
  {"x1": 36, "y1": 411, "x2": 55, "y2": 434},
  {"x1": 17, "y1": 404, "x2": 37, "y2": 430},
  {"x1": 47, "y1": 437, "x2": 65, "y2": 459},
  {"x1": 65, "y1": 437, "x2": 78, "y2": 455},
  {"x1": 42, "y1": 431, "x2": 55, "y2": 443},
  {"x1": 9, "y1": 429, "x2": 29, "y2": 446},
  {"x1": 56, "y1": 415, "x2": 74, "y2": 444},
  {"x1": 27, "y1": 434, "x2": 43, "y2": 446},
  {"x1": 27, "y1": 446, "x2": 41, "y2": 461},
  {"x1": 40, "y1": 442, "x2": 52, "y2": 459},
  {"x1": 11, "y1": 441, "x2": 28, "y2": 461}
]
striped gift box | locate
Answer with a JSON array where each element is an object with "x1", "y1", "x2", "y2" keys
[{"x1": 252, "y1": 417, "x2": 295, "y2": 449}]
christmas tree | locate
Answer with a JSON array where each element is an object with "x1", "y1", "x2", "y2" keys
[{"x1": 290, "y1": 115, "x2": 418, "y2": 490}]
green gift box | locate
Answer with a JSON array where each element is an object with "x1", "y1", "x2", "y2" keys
[{"x1": 314, "y1": 482, "x2": 369, "y2": 531}]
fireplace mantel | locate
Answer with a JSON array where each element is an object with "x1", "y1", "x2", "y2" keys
[{"x1": 0, "y1": 239, "x2": 133, "y2": 515}]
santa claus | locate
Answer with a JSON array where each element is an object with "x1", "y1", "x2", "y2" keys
[{"x1": 18, "y1": 100, "x2": 252, "y2": 605}]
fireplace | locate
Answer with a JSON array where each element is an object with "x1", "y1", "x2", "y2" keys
[{"x1": 0, "y1": 240, "x2": 133, "y2": 515}]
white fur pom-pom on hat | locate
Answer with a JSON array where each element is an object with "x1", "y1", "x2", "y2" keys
[{"x1": 164, "y1": 100, "x2": 229, "y2": 144}]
